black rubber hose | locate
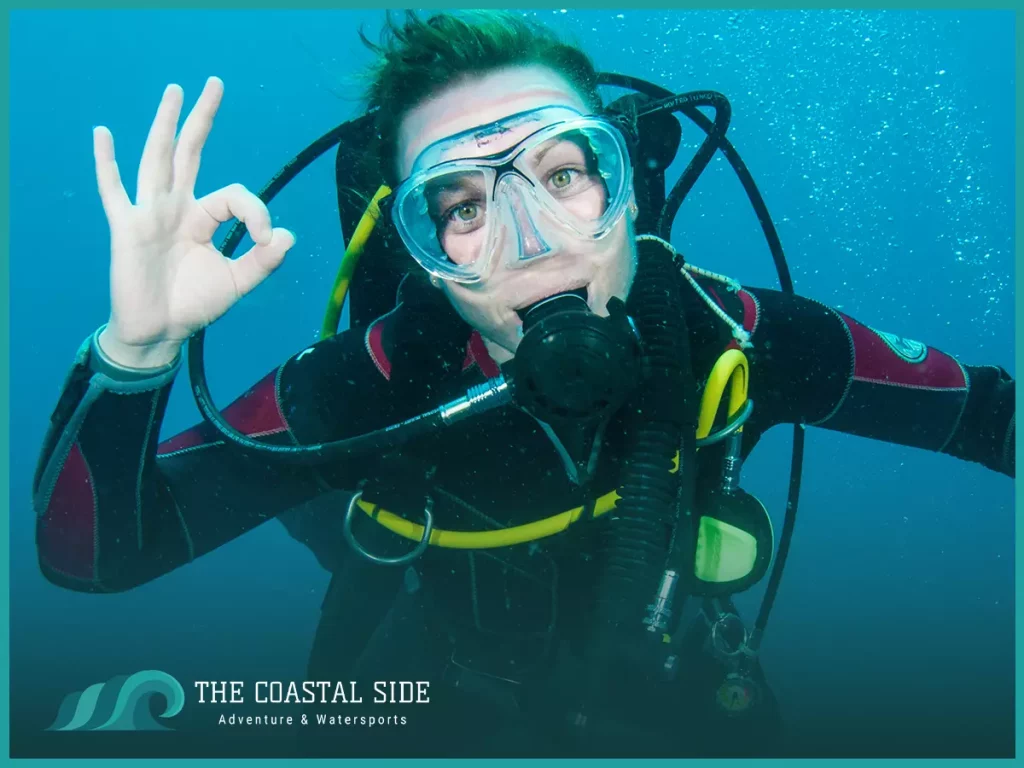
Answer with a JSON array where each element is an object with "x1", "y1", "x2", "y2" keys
[
  {"x1": 186, "y1": 350, "x2": 463, "y2": 465},
  {"x1": 599, "y1": 72, "x2": 803, "y2": 647},
  {"x1": 219, "y1": 114, "x2": 371, "y2": 256},
  {"x1": 590, "y1": 239, "x2": 698, "y2": 645}
]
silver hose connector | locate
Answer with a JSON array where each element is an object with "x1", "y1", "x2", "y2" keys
[{"x1": 439, "y1": 376, "x2": 512, "y2": 425}]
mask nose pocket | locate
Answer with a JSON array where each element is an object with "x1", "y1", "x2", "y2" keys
[
  {"x1": 495, "y1": 176, "x2": 556, "y2": 267},
  {"x1": 507, "y1": 190, "x2": 552, "y2": 261}
]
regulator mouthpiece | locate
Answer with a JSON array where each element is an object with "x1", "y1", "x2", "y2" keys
[{"x1": 509, "y1": 289, "x2": 641, "y2": 424}]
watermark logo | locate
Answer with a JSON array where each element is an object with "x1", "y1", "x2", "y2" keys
[{"x1": 46, "y1": 670, "x2": 185, "y2": 732}]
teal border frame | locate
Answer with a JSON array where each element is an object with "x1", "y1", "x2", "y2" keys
[{"x1": 1, "y1": 3, "x2": 1018, "y2": 766}]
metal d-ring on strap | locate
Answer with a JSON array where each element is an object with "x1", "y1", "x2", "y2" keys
[
  {"x1": 710, "y1": 611, "x2": 751, "y2": 660},
  {"x1": 343, "y1": 489, "x2": 435, "y2": 566},
  {"x1": 695, "y1": 399, "x2": 754, "y2": 448}
]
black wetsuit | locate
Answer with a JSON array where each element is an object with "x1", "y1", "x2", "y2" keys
[{"x1": 32, "y1": 265, "x2": 1014, "y2": 757}]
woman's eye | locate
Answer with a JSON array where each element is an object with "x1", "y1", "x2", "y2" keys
[
  {"x1": 451, "y1": 202, "x2": 479, "y2": 222},
  {"x1": 550, "y1": 169, "x2": 577, "y2": 189}
]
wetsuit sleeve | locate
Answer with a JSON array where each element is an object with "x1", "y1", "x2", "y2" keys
[
  {"x1": 32, "y1": 323, "x2": 391, "y2": 594},
  {"x1": 696, "y1": 283, "x2": 1015, "y2": 477}
]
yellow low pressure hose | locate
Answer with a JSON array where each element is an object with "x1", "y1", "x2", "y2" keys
[
  {"x1": 321, "y1": 185, "x2": 392, "y2": 340},
  {"x1": 357, "y1": 350, "x2": 750, "y2": 550}
]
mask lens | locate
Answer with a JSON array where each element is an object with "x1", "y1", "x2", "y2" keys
[
  {"x1": 517, "y1": 123, "x2": 629, "y2": 237},
  {"x1": 392, "y1": 115, "x2": 632, "y2": 283},
  {"x1": 421, "y1": 170, "x2": 490, "y2": 267},
  {"x1": 395, "y1": 168, "x2": 494, "y2": 279},
  {"x1": 522, "y1": 129, "x2": 609, "y2": 220}
]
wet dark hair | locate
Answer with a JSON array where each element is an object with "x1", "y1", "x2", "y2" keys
[{"x1": 358, "y1": 10, "x2": 603, "y2": 186}]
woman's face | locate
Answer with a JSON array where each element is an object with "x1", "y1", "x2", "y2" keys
[{"x1": 396, "y1": 64, "x2": 638, "y2": 364}]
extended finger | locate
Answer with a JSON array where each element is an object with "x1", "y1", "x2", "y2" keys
[
  {"x1": 194, "y1": 183, "x2": 273, "y2": 245},
  {"x1": 136, "y1": 83, "x2": 184, "y2": 204},
  {"x1": 93, "y1": 126, "x2": 131, "y2": 222},
  {"x1": 173, "y1": 77, "x2": 224, "y2": 195}
]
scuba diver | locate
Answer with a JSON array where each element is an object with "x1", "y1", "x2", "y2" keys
[{"x1": 33, "y1": 10, "x2": 1013, "y2": 759}]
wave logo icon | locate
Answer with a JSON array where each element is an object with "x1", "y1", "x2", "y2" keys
[{"x1": 46, "y1": 670, "x2": 186, "y2": 731}]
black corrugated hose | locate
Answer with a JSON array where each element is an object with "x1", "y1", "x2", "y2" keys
[{"x1": 588, "y1": 237, "x2": 699, "y2": 666}]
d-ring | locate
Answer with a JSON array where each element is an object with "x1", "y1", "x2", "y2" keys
[
  {"x1": 343, "y1": 490, "x2": 434, "y2": 566},
  {"x1": 710, "y1": 611, "x2": 750, "y2": 660}
]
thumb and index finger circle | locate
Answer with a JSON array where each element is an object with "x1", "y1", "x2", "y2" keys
[{"x1": 196, "y1": 183, "x2": 275, "y2": 246}]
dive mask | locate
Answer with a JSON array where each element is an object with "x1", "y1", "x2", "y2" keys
[{"x1": 390, "y1": 105, "x2": 634, "y2": 284}]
